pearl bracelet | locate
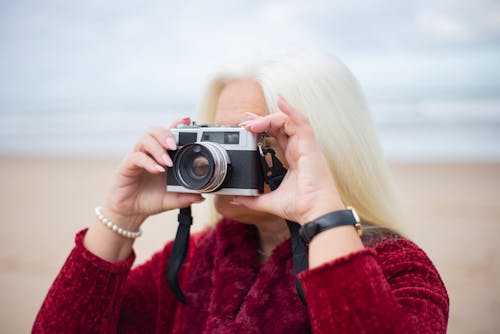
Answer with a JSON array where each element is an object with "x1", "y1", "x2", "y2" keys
[{"x1": 94, "y1": 206, "x2": 143, "y2": 239}]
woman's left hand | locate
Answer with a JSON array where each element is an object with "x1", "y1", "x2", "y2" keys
[{"x1": 233, "y1": 96, "x2": 346, "y2": 225}]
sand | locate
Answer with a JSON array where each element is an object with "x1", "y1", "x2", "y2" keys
[{"x1": 1, "y1": 156, "x2": 499, "y2": 333}]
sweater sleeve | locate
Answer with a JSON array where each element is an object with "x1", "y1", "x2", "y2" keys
[
  {"x1": 32, "y1": 230, "x2": 179, "y2": 333},
  {"x1": 298, "y1": 238, "x2": 449, "y2": 334}
]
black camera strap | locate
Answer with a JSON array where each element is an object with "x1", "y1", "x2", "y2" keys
[
  {"x1": 259, "y1": 145, "x2": 308, "y2": 305},
  {"x1": 166, "y1": 206, "x2": 192, "y2": 304}
]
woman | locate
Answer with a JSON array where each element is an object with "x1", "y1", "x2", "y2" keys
[{"x1": 33, "y1": 51, "x2": 449, "y2": 333}]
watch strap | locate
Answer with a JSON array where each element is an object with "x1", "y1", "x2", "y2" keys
[{"x1": 299, "y1": 208, "x2": 362, "y2": 244}]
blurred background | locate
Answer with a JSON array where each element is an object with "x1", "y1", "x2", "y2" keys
[{"x1": 1, "y1": 0, "x2": 499, "y2": 332}]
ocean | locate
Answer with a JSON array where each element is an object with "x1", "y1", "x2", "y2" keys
[{"x1": 1, "y1": 99, "x2": 499, "y2": 161}]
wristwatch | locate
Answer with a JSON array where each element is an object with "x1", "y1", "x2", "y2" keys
[{"x1": 299, "y1": 207, "x2": 363, "y2": 244}]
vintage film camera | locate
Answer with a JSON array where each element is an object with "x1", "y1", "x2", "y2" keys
[{"x1": 166, "y1": 123, "x2": 264, "y2": 196}]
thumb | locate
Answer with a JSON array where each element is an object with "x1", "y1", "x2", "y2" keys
[
  {"x1": 164, "y1": 193, "x2": 205, "y2": 211},
  {"x1": 231, "y1": 193, "x2": 279, "y2": 217}
]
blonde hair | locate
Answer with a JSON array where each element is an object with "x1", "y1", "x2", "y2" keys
[{"x1": 197, "y1": 51, "x2": 403, "y2": 232}]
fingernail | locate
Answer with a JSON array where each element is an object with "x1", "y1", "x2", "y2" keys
[
  {"x1": 162, "y1": 154, "x2": 172, "y2": 167},
  {"x1": 166, "y1": 137, "x2": 177, "y2": 150},
  {"x1": 245, "y1": 112, "x2": 261, "y2": 119},
  {"x1": 155, "y1": 164, "x2": 166, "y2": 172},
  {"x1": 238, "y1": 120, "x2": 253, "y2": 127},
  {"x1": 280, "y1": 94, "x2": 291, "y2": 105}
]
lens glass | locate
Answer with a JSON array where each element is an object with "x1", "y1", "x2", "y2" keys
[
  {"x1": 192, "y1": 156, "x2": 210, "y2": 178},
  {"x1": 174, "y1": 144, "x2": 216, "y2": 190},
  {"x1": 173, "y1": 142, "x2": 230, "y2": 192}
]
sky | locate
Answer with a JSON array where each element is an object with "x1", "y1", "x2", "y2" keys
[{"x1": 0, "y1": 0, "x2": 499, "y2": 107}]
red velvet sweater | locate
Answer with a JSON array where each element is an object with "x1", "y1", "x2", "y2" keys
[{"x1": 33, "y1": 219, "x2": 449, "y2": 333}]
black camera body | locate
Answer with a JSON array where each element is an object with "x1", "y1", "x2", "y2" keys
[{"x1": 166, "y1": 123, "x2": 264, "y2": 196}]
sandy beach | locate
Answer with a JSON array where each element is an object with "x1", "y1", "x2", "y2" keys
[{"x1": 1, "y1": 156, "x2": 499, "y2": 333}]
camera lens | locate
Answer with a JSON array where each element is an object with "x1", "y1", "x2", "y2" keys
[
  {"x1": 173, "y1": 142, "x2": 231, "y2": 192},
  {"x1": 192, "y1": 156, "x2": 210, "y2": 178}
]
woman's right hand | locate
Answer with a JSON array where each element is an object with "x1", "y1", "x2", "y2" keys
[
  {"x1": 84, "y1": 117, "x2": 204, "y2": 262},
  {"x1": 102, "y1": 117, "x2": 205, "y2": 232}
]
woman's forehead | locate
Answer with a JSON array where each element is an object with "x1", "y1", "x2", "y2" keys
[{"x1": 214, "y1": 80, "x2": 269, "y2": 126}]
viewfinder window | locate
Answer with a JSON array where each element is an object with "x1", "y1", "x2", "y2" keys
[{"x1": 201, "y1": 131, "x2": 239, "y2": 144}]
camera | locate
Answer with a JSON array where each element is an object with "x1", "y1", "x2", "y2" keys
[{"x1": 166, "y1": 123, "x2": 264, "y2": 196}]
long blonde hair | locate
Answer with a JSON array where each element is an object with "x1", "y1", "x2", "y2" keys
[{"x1": 196, "y1": 51, "x2": 403, "y2": 232}]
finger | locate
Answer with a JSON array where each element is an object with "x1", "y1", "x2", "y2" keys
[
  {"x1": 241, "y1": 112, "x2": 288, "y2": 138},
  {"x1": 244, "y1": 112, "x2": 263, "y2": 120},
  {"x1": 137, "y1": 134, "x2": 173, "y2": 167},
  {"x1": 168, "y1": 116, "x2": 191, "y2": 130},
  {"x1": 231, "y1": 192, "x2": 279, "y2": 217},
  {"x1": 238, "y1": 113, "x2": 263, "y2": 128},
  {"x1": 277, "y1": 96, "x2": 316, "y2": 143},
  {"x1": 164, "y1": 116, "x2": 191, "y2": 150},
  {"x1": 147, "y1": 126, "x2": 176, "y2": 166},
  {"x1": 239, "y1": 113, "x2": 290, "y2": 155},
  {"x1": 148, "y1": 126, "x2": 172, "y2": 150},
  {"x1": 124, "y1": 151, "x2": 166, "y2": 175},
  {"x1": 164, "y1": 193, "x2": 205, "y2": 211},
  {"x1": 277, "y1": 95, "x2": 308, "y2": 124}
]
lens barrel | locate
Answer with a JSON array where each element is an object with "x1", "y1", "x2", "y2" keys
[{"x1": 173, "y1": 142, "x2": 231, "y2": 192}]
